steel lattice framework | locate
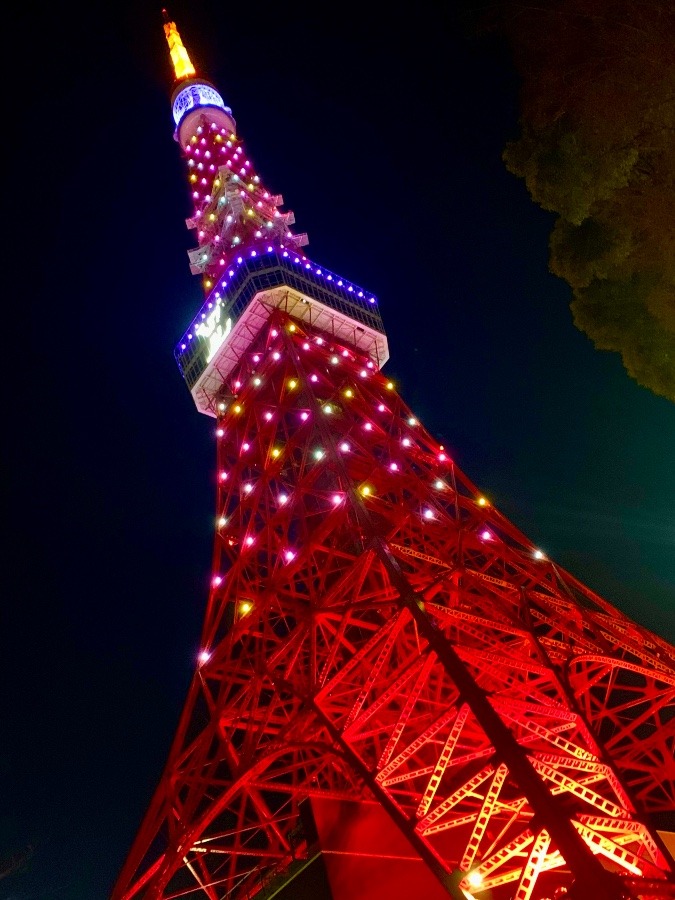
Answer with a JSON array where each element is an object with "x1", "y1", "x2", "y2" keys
[{"x1": 113, "y1": 16, "x2": 675, "y2": 900}]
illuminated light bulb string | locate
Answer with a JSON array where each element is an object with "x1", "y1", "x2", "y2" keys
[
  {"x1": 172, "y1": 41, "x2": 550, "y2": 767},
  {"x1": 183, "y1": 120, "x2": 308, "y2": 292},
  {"x1": 197, "y1": 315, "x2": 549, "y2": 661}
]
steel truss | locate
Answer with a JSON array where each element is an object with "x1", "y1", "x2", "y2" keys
[{"x1": 113, "y1": 310, "x2": 675, "y2": 900}]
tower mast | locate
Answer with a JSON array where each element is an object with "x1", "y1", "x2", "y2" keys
[{"x1": 113, "y1": 14, "x2": 675, "y2": 900}]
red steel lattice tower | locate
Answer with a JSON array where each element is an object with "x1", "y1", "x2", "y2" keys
[{"x1": 114, "y1": 15, "x2": 675, "y2": 900}]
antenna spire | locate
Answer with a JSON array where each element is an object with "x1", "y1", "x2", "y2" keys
[{"x1": 162, "y1": 10, "x2": 196, "y2": 81}]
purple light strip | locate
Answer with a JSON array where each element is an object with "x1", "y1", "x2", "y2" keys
[{"x1": 177, "y1": 245, "x2": 379, "y2": 355}]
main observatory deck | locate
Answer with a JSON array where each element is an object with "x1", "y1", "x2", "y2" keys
[{"x1": 175, "y1": 248, "x2": 388, "y2": 416}]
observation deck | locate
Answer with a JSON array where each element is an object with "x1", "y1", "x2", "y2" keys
[{"x1": 174, "y1": 248, "x2": 388, "y2": 416}]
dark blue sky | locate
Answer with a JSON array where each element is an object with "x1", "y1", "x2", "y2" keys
[{"x1": 5, "y1": 1, "x2": 674, "y2": 897}]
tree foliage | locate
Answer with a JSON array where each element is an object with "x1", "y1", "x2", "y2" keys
[{"x1": 486, "y1": 0, "x2": 675, "y2": 401}]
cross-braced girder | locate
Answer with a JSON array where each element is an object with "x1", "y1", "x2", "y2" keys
[{"x1": 114, "y1": 311, "x2": 675, "y2": 900}]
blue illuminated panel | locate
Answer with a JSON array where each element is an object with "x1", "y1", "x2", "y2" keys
[{"x1": 172, "y1": 81, "x2": 232, "y2": 127}]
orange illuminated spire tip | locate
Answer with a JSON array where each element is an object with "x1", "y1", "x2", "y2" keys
[{"x1": 162, "y1": 9, "x2": 196, "y2": 81}]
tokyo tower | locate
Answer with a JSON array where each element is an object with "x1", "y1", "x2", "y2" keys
[{"x1": 114, "y1": 14, "x2": 675, "y2": 900}]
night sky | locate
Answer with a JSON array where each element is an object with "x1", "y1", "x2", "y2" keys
[{"x1": 5, "y1": 1, "x2": 674, "y2": 897}]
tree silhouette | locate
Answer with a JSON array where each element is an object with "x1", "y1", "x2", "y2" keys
[{"x1": 485, "y1": 0, "x2": 675, "y2": 401}]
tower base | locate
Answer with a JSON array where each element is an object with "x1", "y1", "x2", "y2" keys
[{"x1": 264, "y1": 798, "x2": 449, "y2": 900}]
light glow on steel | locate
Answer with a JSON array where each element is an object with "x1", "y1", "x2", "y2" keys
[{"x1": 117, "y1": 17, "x2": 675, "y2": 900}]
